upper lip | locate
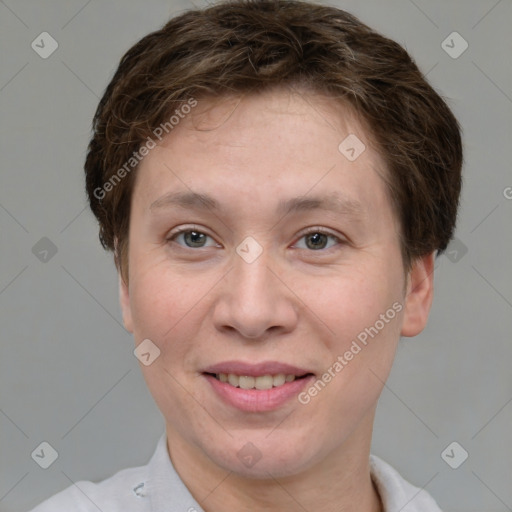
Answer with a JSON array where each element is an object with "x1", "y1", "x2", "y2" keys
[{"x1": 203, "y1": 360, "x2": 312, "y2": 377}]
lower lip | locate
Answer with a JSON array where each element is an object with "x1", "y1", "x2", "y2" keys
[{"x1": 203, "y1": 374, "x2": 314, "y2": 412}]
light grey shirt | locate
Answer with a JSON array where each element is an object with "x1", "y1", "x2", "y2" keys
[{"x1": 30, "y1": 433, "x2": 442, "y2": 511}]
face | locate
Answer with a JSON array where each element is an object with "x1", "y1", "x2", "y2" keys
[{"x1": 120, "y1": 88, "x2": 433, "y2": 478}]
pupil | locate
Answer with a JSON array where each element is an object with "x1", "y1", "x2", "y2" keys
[
  {"x1": 307, "y1": 233, "x2": 327, "y2": 250},
  {"x1": 185, "y1": 231, "x2": 205, "y2": 247}
]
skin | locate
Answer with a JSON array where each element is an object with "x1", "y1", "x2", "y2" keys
[{"x1": 119, "y1": 87, "x2": 434, "y2": 512}]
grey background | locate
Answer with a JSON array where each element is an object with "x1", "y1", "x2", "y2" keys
[{"x1": 0, "y1": 0, "x2": 511, "y2": 510}]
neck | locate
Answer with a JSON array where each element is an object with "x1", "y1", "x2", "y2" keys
[{"x1": 166, "y1": 413, "x2": 383, "y2": 512}]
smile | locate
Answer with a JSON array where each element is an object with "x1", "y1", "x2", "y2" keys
[
  {"x1": 212, "y1": 373, "x2": 303, "y2": 390},
  {"x1": 202, "y1": 361, "x2": 315, "y2": 412}
]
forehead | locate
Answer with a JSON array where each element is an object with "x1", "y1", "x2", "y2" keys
[{"x1": 132, "y1": 87, "x2": 393, "y2": 223}]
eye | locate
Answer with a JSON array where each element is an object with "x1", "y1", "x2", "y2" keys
[
  {"x1": 293, "y1": 229, "x2": 342, "y2": 251},
  {"x1": 167, "y1": 228, "x2": 219, "y2": 248}
]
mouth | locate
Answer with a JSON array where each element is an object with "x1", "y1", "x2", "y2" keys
[
  {"x1": 205, "y1": 372, "x2": 313, "y2": 390},
  {"x1": 201, "y1": 361, "x2": 315, "y2": 412}
]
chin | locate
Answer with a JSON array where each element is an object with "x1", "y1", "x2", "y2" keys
[{"x1": 203, "y1": 434, "x2": 323, "y2": 479}]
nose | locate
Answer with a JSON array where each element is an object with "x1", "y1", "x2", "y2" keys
[{"x1": 212, "y1": 251, "x2": 299, "y2": 340}]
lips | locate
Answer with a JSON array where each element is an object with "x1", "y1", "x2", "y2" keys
[
  {"x1": 202, "y1": 361, "x2": 314, "y2": 412},
  {"x1": 203, "y1": 360, "x2": 312, "y2": 377}
]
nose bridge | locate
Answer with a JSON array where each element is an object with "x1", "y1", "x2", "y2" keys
[
  {"x1": 213, "y1": 244, "x2": 297, "y2": 338},
  {"x1": 231, "y1": 248, "x2": 276, "y2": 313}
]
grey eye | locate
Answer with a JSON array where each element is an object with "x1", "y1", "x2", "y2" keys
[
  {"x1": 295, "y1": 232, "x2": 339, "y2": 250},
  {"x1": 172, "y1": 230, "x2": 217, "y2": 248},
  {"x1": 305, "y1": 233, "x2": 328, "y2": 249}
]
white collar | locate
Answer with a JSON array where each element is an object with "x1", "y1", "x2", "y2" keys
[{"x1": 143, "y1": 434, "x2": 442, "y2": 511}]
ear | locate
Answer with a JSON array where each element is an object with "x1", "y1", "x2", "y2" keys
[
  {"x1": 119, "y1": 274, "x2": 134, "y2": 333},
  {"x1": 401, "y1": 252, "x2": 435, "y2": 337}
]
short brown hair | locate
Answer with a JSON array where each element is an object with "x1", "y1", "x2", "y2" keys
[{"x1": 85, "y1": 0, "x2": 463, "y2": 281}]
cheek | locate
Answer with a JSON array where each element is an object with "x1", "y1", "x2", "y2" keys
[
  {"x1": 296, "y1": 257, "x2": 404, "y2": 403},
  {"x1": 128, "y1": 267, "x2": 212, "y2": 412},
  {"x1": 127, "y1": 265, "x2": 205, "y2": 346},
  {"x1": 302, "y1": 264, "x2": 403, "y2": 349},
  {"x1": 298, "y1": 299, "x2": 402, "y2": 447}
]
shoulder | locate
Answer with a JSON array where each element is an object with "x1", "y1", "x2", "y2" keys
[
  {"x1": 29, "y1": 433, "x2": 204, "y2": 512},
  {"x1": 370, "y1": 455, "x2": 443, "y2": 512},
  {"x1": 29, "y1": 463, "x2": 151, "y2": 512}
]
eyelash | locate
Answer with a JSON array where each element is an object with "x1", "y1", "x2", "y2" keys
[
  {"x1": 293, "y1": 227, "x2": 345, "y2": 251},
  {"x1": 166, "y1": 225, "x2": 219, "y2": 248},
  {"x1": 166, "y1": 225, "x2": 346, "y2": 251}
]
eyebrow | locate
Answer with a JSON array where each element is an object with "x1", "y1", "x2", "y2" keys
[
  {"x1": 149, "y1": 190, "x2": 364, "y2": 218},
  {"x1": 276, "y1": 194, "x2": 364, "y2": 218},
  {"x1": 150, "y1": 191, "x2": 218, "y2": 212}
]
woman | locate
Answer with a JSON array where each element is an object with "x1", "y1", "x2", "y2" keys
[{"x1": 31, "y1": 1, "x2": 462, "y2": 510}]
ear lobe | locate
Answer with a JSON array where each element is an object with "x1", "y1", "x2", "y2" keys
[
  {"x1": 119, "y1": 274, "x2": 134, "y2": 333},
  {"x1": 401, "y1": 252, "x2": 435, "y2": 338}
]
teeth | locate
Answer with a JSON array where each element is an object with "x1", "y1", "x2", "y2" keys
[
  {"x1": 239, "y1": 375, "x2": 255, "y2": 389},
  {"x1": 216, "y1": 373, "x2": 296, "y2": 389}
]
